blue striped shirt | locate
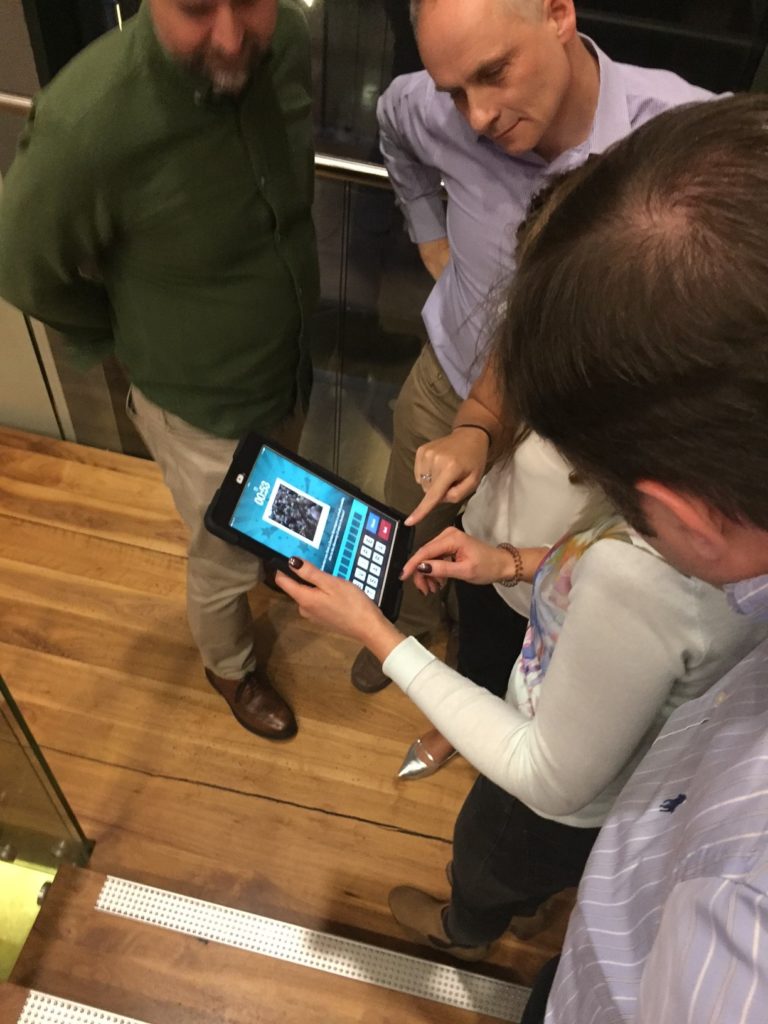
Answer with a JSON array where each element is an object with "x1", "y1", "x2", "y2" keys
[{"x1": 547, "y1": 583, "x2": 768, "y2": 1023}]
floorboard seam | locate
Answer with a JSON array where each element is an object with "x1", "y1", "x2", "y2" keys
[
  {"x1": 0, "y1": 511, "x2": 187, "y2": 560},
  {"x1": 41, "y1": 744, "x2": 453, "y2": 845}
]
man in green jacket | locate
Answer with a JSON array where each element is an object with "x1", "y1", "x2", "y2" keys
[{"x1": 0, "y1": 0, "x2": 319, "y2": 740}]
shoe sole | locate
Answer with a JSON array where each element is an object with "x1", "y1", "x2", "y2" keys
[
  {"x1": 351, "y1": 676, "x2": 393, "y2": 694},
  {"x1": 231, "y1": 708, "x2": 298, "y2": 741},
  {"x1": 393, "y1": 920, "x2": 489, "y2": 962}
]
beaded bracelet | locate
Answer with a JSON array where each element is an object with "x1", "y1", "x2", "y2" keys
[
  {"x1": 452, "y1": 422, "x2": 493, "y2": 447},
  {"x1": 496, "y1": 542, "x2": 523, "y2": 587}
]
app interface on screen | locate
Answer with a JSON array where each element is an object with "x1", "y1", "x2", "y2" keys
[{"x1": 230, "y1": 447, "x2": 397, "y2": 604}]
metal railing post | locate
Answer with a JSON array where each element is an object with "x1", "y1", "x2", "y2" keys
[{"x1": 0, "y1": 92, "x2": 34, "y2": 116}]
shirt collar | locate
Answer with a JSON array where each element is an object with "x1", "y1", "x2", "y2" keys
[
  {"x1": 545, "y1": 38, "x2": 632, "y2": 173},
  {"x1": 583, "y1": 38, "x2": 632, "y2": 154},
  {"x1": 724, "y1": 576, "x2": 768, "y2": 620}
]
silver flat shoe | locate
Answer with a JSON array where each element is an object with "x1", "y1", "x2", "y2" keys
[{"x1": 397, "y1": 737, "x2": 458, "y2": 780}]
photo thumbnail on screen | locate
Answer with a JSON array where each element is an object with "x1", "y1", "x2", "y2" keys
[{"x1": 264, "y1": 479, "x2": 329, "y2": 548}]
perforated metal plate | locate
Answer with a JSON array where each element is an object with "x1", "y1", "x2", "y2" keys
[
  {"x1": 19, "y1": 991, "x2": 148, "y2": 1023},
  {"x1": 96, "y1": 875, "x2": 530, "y2": 1021}
]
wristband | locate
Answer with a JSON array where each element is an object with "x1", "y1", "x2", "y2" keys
[
  {"x1": 452, "y1": 423, "x2": 493, "y2": 447},
  {"x1": 496, "y1": 543, "x2": 523, "y2": 587}
]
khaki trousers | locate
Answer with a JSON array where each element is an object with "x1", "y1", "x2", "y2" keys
[
  {"x1": 384, "y1": 343, "x2": 463, "y2": 637},
  {"x1": 127, "y1": 386, "x2": 303, "y2": 679}
]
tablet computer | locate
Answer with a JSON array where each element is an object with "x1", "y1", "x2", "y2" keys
[{"x1": 205, "y1": 434, "x2": 414, "y2": 621}]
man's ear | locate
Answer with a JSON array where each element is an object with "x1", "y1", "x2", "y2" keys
[
  {"x1": 545, "y1": 0, "x2": 577, "y2": 43},
  {"x1": 636, "y1": 480, "x2": 728, "y2": 562}
]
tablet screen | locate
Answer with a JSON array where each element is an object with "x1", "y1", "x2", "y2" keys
[{"x1": 229, "y1": 445, "x2": 398, "y2": 604}]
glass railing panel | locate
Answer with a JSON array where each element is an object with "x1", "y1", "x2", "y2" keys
[
  {"x1": 306, "y1": 0, "x2": 424, "y2": 161},
  {"x1": 307, "y1": 0, "x2": 403, "y2": 159},
  {"x1": 298, "y1": 175, "x2": 344, "y2": 474},
  {"x1": 0, "y1": 674, "x2": 93, "y2": 979},
  {"x1": 301, "y1": 174, "x2": 430, "y2": 500},
  {"x1": 0, "y1": 676, "x2": 92, "y2": 870}
]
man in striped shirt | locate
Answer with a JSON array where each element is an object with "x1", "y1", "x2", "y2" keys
[{"x1": 505, "y1": 94, "x2": 768, "y2": 1023}]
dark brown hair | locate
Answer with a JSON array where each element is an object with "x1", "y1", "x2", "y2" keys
[
  {"x1": 493, "y1": 159, "x2": 598, "y2": 461},
  {"x1": 498, "y1": 94, "x2": 768, "y2": 532}
]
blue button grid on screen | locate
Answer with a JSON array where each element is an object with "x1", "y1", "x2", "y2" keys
[
  {"x1": 333, "y1": 500, "x2": 369, "y2": 579},
  {"x1": 366, "y1": 512, "x2": 380, "y2": 534}
]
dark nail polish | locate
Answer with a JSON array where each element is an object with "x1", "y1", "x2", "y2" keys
[
  {"x1": 288, "y1": 556, "x2": 303, "y2": 569},
  {"x1": 417, "y1": 562, "x2": 432, "y2": 574}
]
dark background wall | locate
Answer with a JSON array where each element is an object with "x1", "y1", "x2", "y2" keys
[
  {"x1": 0, "y1": 2, "x2": 39, "y2": 173},
  {"x1": 6, "y1": 0, "x2": 768, "y2": 163},
  {"x1": 20, "y1": 0, "x2": 140, "y2": 84}
]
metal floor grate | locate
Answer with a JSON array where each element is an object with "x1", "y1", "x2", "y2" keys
[
  {"x1": 96, "y1": 875, "x2": 529, "y2": 1021},
  {"x1": 19, "y1": 991, "x2": 149, "y2": 1023}
]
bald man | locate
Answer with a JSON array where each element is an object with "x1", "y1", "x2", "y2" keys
[{"x1": 352, "y1": 0, "x2": 712, "y2": 728}]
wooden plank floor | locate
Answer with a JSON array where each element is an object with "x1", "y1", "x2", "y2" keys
[
  {"x1": 12, "y1": 866, "x2": 522, "y2": 1024},
  {"x1": 0, "y1": 983, "x2": 28, "y2": 1021},
  {"x1": 0, "y1": 425, "x2": 570, "y2": 1009}
]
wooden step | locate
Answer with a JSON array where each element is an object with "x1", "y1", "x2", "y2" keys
[
  {"x1": 0, "y1": 983, "x2": 156, "y2": 1023},
  {"x1": 0, "y1": 425, "x2": 160, "y2": 479},
  {"x1": 0, "y1": 982, "x2": 30, "y2": 1021},
  {"x1": 11, "y1": 866, "x2": 529, "y2": 1024}
]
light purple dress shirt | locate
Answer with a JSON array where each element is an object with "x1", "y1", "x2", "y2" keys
[
  {"x1": 546, "y1": 574, "x2": 768, "y2": 1023},
  {"x1": 726, "y1": 574, "x2": 768, "y2": 620},
  {"x1": 377, "y1": 41, "x2": 714, "y2": 397}
]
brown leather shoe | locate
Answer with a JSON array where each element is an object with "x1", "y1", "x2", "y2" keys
[
  {"x1": 351, "y1": 633, "x2": 431, "y2": 693},
  {"x1": 388, "y1": 885, "x2": 491, "y2": 962},
  {"x1": 350, "y1": 647, "x2": 392, "y2": 693},
  {"x1": 204, "y1": 668, "x2": 297, "y2": 740}
]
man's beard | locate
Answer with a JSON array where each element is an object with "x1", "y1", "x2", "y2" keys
[{"x1": 189, "y1": 40, "x2": 265, "y2": 95}]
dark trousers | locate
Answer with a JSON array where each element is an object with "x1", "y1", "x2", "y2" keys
[
  {"x1": 444, "y1": 580, "x2": 599, "y2": 947},
  {"x1": 455, "y1": 577, "x2": 528, "y2": 697}
]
